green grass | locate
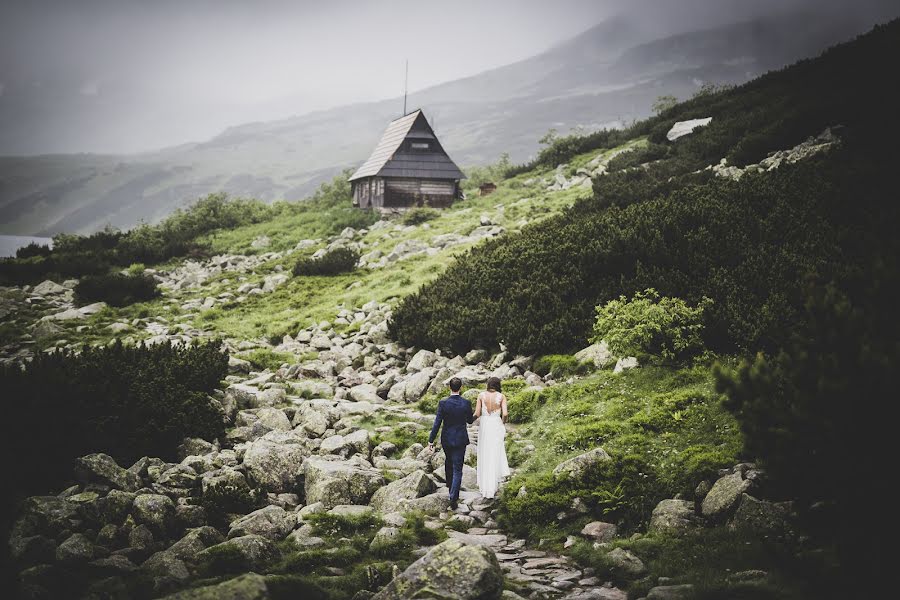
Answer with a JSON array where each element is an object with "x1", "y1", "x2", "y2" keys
[
  {"x1": 239, "y1": 348, "x2": 296, "y2": 371},
  {"x1": 497, "y1": 362, "x2": 743, "y2": 540},
  {"x1": 568, "y1": 528, "x2": 830, "y2": 599}
]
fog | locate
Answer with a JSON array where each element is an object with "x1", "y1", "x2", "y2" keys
[{"x1": 1, "y1": 0, "x2": 897, "y2": 155}]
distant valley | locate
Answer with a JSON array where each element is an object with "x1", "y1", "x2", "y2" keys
[{"x1": 0, "y1": 11, "x2": 878, "y2": 236}]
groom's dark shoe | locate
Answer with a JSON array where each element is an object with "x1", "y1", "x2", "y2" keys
[{"x1": 449, "y1": 498, "x2": 458, "y2": 510}]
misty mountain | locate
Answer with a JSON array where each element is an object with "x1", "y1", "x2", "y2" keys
[{"x1": 0, "y1": 11, "x2": 878, "y2": 236}]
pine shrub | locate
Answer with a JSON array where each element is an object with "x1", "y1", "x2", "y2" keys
[
  {"x1": 293, "y1": 247, "x2": 359, "y2": 276},
  {"x1": 74, "y1": 272, "x2": 160, "y2": 307}
]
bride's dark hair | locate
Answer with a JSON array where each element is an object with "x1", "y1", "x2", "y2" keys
[{"x1": 486, "y1": 377, "x2": 502, "y2": 393}]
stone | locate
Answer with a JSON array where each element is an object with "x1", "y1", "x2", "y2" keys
[
  {"x1": 666, "y1": 117, "x2": 712, "y2": 141},
  {"x1": 370, "y1": 526, "x2": 402, "y2": 551},
  {"x1": 395, "y1": 491, "x2": 450, "y2": 515},
  {"x1": 177, "y1": 438, "x2": 216, "y2": 461},
  {"x1": 372, "y1": 538, "x2": 503, "y2": 600},
  {"x1": 140, "y1": 551, "x2": 190, "y2": 594},
  {"x1": 646, "y1": 584, "x2": 695, "y2": 600},
  {"x1": 56, "y1": 533, "x2": 94, "y2": 562},
  {"x1": 445, "y1": 530, "x2": 508, "y2": 549},
  {"x1": 407, "y1": 349, "x2": 438, "y2": 372},
  {"x1": 33, "y1": 280, "x2": 67, "y2": 295},
  {"x1": 605, "y1": 548, "x2": 646, "y2": 578},
  {"x1": 553, "y1": 448, "x2": 611, "y2": 481},
  {"x1": 580, "y1": 521, "x2": 617, "y2": 542},
  {"x1": 243, "y1": 433, "x2": 309, "y2": 493},
  {"x1": 132, "y1": 494, "x2": 176, "y2": 536},
  {"x1": 701, "y1": 471, "x2": 751, "y2": 519},
  {"x1": 328, "y1": 504, "x2": 375, "y2": 517},
  {"x1": 465, "y1": 349, "x2": 489, "y2": 364},
  {"x1": 303, "y1": 457, "x2": 384, "y2": 508},
  {"x1": 574, "y1": 342, "x2": 613, "y2": 368},
  {"x1": 649, "y1": 499, "x2": 699, "y2": 533},
  {"x1": 349, "y1": 383, "x2": 382, "y2": 404},
  {"x1": 159, "y1": 572, "x2": 272, "y2": 599},
  {"x1": 167, "y1": 526, "x2": 225, "y2": 561},
  {"x1": 612, "y1": 357, "x2": 639, "y2": 374},
  {"x1": 370, "y1": 470, "x2": 436, "y2": 512},
  {"x1": 228, "y1": 505, "x2": 297, "y2": 541},
  {"x1": 729, "y1": 494, "x2": 792, "y2": 537},
  {"x1": 75, "y1": 453, "x2": 142, "y2": 492},
  {"x1": 9, "y1": 534, "x2": 56, "y2": 565},
  {"x1": 228, "y1": 355, "x2": 252, "y2": 374},
  {"x1": 196, "y1": 535, "x2": 280, "y2": 571}
]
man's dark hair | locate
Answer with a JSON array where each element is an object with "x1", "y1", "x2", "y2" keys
[{"x1": 449, "y1": 377, "x2": 463, "y2": 392}]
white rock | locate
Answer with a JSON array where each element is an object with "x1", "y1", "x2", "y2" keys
[{"x1": 666, "y1": 117, "x2": 712, "y2": 141}]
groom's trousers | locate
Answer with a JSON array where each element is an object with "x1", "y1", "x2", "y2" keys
[{"x1": 444, "y1": 445, "x2": 466, "y2": 502}]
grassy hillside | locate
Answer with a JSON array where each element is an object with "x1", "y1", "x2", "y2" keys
[{"x1": 3, "y1": 19, "x2": 898, "y2": 600}]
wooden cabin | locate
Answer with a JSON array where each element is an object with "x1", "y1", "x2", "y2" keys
[{"x1": 349, "y1": 109, "x2": 465, "y2": 209}]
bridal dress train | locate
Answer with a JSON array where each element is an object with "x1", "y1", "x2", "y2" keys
[{"x1": 476, "y1": 395, "x2": 511, "y2": 499}]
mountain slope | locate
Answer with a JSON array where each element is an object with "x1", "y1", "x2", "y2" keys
[{"x1": 0, "y1": 11, "x2": 884, "y2": 236}]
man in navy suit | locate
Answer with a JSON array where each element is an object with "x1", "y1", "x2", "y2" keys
[{"x1": 428, "y1": 377, "x2": 474, "y2": 510}]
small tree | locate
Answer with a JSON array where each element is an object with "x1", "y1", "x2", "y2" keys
[
  {"x1": 591, "y1": 289, "x2": 711, "y2": 361},
  {"x1": 652, "y1": 95, "x2": 678, "y2": 115}
]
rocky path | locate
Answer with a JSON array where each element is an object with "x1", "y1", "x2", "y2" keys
[{"x1": 431, "y1": 422, "x2": 627, "y2": 600}]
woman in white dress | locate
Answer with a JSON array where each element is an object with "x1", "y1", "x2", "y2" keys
[{"x1": 474, "y1": 376, "x2": 511, "y2": 499}]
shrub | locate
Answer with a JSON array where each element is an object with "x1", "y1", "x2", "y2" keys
[
  {"x1": 242, "y1": 348, "x2": 295, "y2": 371},
  {"x1": 401, "y1": 207, "x2": 440, "y2": 225},
  {"x1": 16, "y1": 242, "x2": 52, "y2": 259},
  {"x1": 74, "y1": 272, "x2": 160, "y2": 307},
  {"x1": 591, "y1": 289, "x2": 711, "y2": 362},
  {"x1": 532, "y1": 355, "x2": 593, "y2": 378},
  {"x1": 199, "y1": 479, "x2": 265, "y2": 529},
  {"x1": 2, "y1": 340, "x2": 228, "y2": 497},
  {"x1": 293, "y1": 247, "x2": 359, "y2": 276}
]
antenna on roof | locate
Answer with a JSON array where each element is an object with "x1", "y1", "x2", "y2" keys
[{"x1": 403, "y1": 59, "x2": 408, "y2": 116}]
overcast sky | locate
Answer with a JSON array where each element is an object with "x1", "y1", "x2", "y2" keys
[{"x1": 1, "y1": 0, "x2": 897, "y2": 156}]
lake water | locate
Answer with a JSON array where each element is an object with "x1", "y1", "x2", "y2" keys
[{"x1": 0, "y1": 235, "x2": 54, "y2": 258}]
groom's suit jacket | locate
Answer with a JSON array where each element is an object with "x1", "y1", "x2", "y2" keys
[{"x1": 429, "y1": 394, "x2": 474, "y2": 448}]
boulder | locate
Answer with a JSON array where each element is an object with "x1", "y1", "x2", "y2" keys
[
  {"x1": 649, "y1": 499, "x2": 700, "y2": 534},
  {"x1": 729, "y1": 494, "x2": 793, "y2": 538},
  {"x1": 132, "y1": 494, "x2": 176, "y2": 536},
  {"x1": 56, "y1": 533, "x2": 94, "y2": 562},
  {"x1": 646, "y1": 584, "x2": 696, "y2": 600},
  {"x1": 33, "y1": 280, "x2": 67, "y2": 295},
  {"x1": 349, "y1": 383, "x2": 382, "y2": 404},
  {"x1": 370, "y1": 526, "x2": 402, "y2": 551},
  {"x1": 580, "y1": 521, "x2": 617, "y2": 542},
  {"x1": 159, "y1": 573, "x2": 272, "y2": 600},
  {"x1": 75, "y1": 453, "x2": 142, "y2": 492},
  {"x1": 167, "y1": 526, "x2": 225, "y2": 561},
  {"x1": 228, "y1": 506, "x2": 297, "y2": 541},
  {"x1": 139, "y1": 551, "x2": 190, "y2": 594},
  {"x1": 574, "y1": 342, "x2": 614, "y2": 368},
  {"x1": 370, "y1": 470, "x2": 436, "y2": 512},
  {"x1": 407, "y1": 350, "x2": 438, "y2": 373},
  {"x1": 196, "y1": 535, "x2": 280, "y2": 572},
  {"x1": 605, "y1": 548, "x2": 646, "y2": 579},
  {"x1": 666, "y1": 117, "x2": 712, "y2": 141},
  {"x1": 243, "y1": 433, "x2": 309, "y2": 493},
  {"x1": 701, "y1": 471, "x2": 751, "y2": 519},
  {"x1": 372, "y1": 538, "x2": 504, "y2": 600},
  {"x1": 553, "y1": 448, "x2": 611, "y2": 481},
  {"x1": 303, "y1": 457, "x2": 384, "y2": 508},
  {"x1": 285, "y1": 524, "x2": 326, "y2": 549},
  {"x1": 612, "y1": 357, "x2": 639, "y2": 374}
]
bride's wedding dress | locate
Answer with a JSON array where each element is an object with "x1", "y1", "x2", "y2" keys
[{"x1": 476, "y1": 392, "x2": 511, "y2": 499}]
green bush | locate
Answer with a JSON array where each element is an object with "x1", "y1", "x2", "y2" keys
[
  {"x1": 293, "y1": 247, "x2": 359, "y2": 276},
  {"x1": 74, "y1": 272, "x2": 160, "y2": 307},
  {"x1": 2, "y1": 340, "x2": 228, "y2": 497},
  {"x1": 401, "y1": 207, "x2": 440, "y2": 225},
  {"x1": 591, "y1": 289, "x2": 711, "y2": 361},
  {"x1": 15, "y1": 242, "x2": 52, "y2": 259},
  {"x1": 532, "y1": 355, "x2": 593, "y2": 379},
  {"x1": 242, "y1": 348, "x2": 295, "y2": 371},
  {"x1": 199, "y1": 476, "x2": 265, "y2": 529}
]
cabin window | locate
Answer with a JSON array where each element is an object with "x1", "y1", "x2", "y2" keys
[{"x1": 410, "y1": 142, "x2": 430, "y2": 151}]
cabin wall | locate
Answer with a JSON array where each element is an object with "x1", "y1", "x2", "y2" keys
[
  {"x1": 383, "y1": 178, "x2": 457, "y2": 208},
  {"x1": 352, "y1": 178, "x2": 384, "y2": 208}
]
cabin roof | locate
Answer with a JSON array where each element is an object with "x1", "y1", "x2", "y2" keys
[{"x1": 349, "y1": 109, "x2": 465, "y2": 182}]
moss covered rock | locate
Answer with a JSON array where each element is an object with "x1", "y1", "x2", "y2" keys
[
  {"x1": 372, "y1": 538, "x2": 503, "y2": 600},
  {"x1": 160, "y1": 573, "x2": 271, "y2": 599}
]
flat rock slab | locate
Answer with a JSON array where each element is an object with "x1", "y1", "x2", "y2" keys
[{"x1": 446, "y1": 530, "x2": 508, "y2": 548}]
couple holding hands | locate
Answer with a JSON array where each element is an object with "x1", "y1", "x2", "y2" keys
[{"x1": 427, "y1": 376, "x2": 510, "y2": 509}]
